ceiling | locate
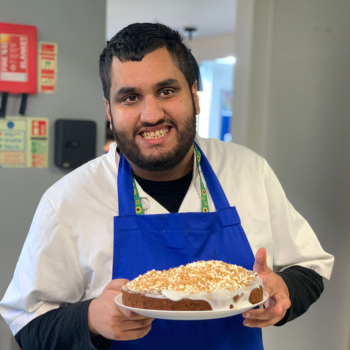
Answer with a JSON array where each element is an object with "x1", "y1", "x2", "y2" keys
[{"x1": 106, "y1": 0, "x2": 237, "y2": 40}]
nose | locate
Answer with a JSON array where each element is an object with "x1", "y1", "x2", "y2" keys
[{"x1": 140, "y1": 96, "x2": 164, "y2": 124}]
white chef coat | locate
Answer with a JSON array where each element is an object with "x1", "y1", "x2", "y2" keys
[{"x1": 0, "y1": 135, "x2": 334, "y2": 335}]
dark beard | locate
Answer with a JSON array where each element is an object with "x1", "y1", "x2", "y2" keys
[{"x1": 110, "y1": 102, "x2": 196, "y2": 172}]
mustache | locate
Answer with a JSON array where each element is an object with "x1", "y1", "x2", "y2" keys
[{"x1": 133, "y1": 119, "x2": 177, "y2": 137}]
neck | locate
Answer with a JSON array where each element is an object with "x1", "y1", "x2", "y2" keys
[{"x1": 130, "y1": 146, "x2": 194, "y2": 181}]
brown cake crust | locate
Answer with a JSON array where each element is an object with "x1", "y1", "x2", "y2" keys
[
  {"x1": 122, "y1": 286, "x2": 264, "y2": 311},
  {"x1": 122, "y1": 291, "x2": 212, "y2": 311}
]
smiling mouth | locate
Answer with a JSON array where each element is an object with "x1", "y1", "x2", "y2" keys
[{"x1": 141, "y1": 127, "x2": 171, "y2": 140}]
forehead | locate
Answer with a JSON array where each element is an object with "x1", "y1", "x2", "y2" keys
[{"x1": 110, "y1": 48, "x2": 187, "y2": 91}]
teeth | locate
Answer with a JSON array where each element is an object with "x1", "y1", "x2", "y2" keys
[{"x1": 142, "y1": 128, "x2": 170, "y2": 139}]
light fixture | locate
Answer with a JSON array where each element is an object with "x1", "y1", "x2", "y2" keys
[
  {"x1": 215, "y1": 56, "x2": 237, "y2": 65},
  {"x1": 184, "y1": 27, "x2": 197, "y2": 41}
]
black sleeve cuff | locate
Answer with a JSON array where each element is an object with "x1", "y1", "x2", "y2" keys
[
  {"x1": 274, "y1": 266, "x2": 324, "y2": 327},
  {"x1": 15, "y1": 299, "x2": 112, "y2": 350}
]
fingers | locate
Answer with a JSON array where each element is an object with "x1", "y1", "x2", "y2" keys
[
  {"x1": 105, "y1": 279, "x2": 130, "y2": 291},
  {"x1": 253, "y1": 248, "x2": 270, "y2": 275},
  {"x1": 273, "y1": 292, "x2": 291, "y2": 315},
  {"x1": 88, "y1": 278, "x2": 155, "y2": 341},
  {"x1": 242, "y1": 293, "x2": 291, "y2": 328},
  {"x1": 116, "y1": 303, "x2": 153, "y2": 320},
  {"x1": 121, "y1": 317, "x2": 154, "y2": 331},
  {"x1": 105, "y1": 317, "x2": 154, "y2": 341},
  {"x1": 243, "y1": 308, "x2": 282, "y2": 328},
  {"x1": 243, "y1": 305, "x2": 282, "y2": 321},
  {"x1": 121, "y1": 323, "x2": 153, "y2": 341}
]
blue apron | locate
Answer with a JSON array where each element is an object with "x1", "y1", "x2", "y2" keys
[{"x1": 111, "y1": 144, "x2": 263, "y2": 350}]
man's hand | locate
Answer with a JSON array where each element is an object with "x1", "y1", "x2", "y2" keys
[
  {"x1": 242, "y1": 248, "x2": 291, "y2": 328},
  {"x1": 88, "y1": 279, "x2": 154, "y2": 340}
]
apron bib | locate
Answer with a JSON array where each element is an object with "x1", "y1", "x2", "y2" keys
[{"x1": 111, "y1": 144, "x2": 263, "y2": 350}]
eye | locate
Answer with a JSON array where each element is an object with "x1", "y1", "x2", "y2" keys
[
  {"x1": 123, "y1": 95, "x2": 139, "y2": 103},
  {"x1": 159, "y1": 89, "x2": 174, "y2": 97}
]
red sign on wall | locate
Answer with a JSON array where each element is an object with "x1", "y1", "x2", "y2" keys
[
  {"x1": 31, "y1": 120, "x2": 47, "y2": 137},
  {"x1": 0, "y1": 23, "x2": 37, "y2": 94},
  {"x1": 1, "y1": 34, "x2": 28, "y2": 81},
  {"x1": 39, "y1": 42, "x2": 57, "y2": 93}
]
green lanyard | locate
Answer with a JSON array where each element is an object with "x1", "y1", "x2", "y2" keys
[{"x1": 132, "y1": 144, "x2": 209, "y2": 215}]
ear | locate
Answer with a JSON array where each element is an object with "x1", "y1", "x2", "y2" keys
[
  {"x1": 191, "y1": 81, "x2": 201, "y2": 115},
  {"x1": 103, "y1": 97, "x2": 113, "y2": 130}
]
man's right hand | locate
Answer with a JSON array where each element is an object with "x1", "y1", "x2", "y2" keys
[{"x1": 88, "y1": 279, "x2": 154, "y2": 341}]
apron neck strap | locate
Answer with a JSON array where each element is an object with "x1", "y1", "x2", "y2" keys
[
  {"x1": 117, "y1": 154, "x2": 136, "y2": 216},
  {"x1": 193, "y1": 142, "x2": 231, "y2": 210}
]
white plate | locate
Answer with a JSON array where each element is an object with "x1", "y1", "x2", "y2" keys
[{"x1": 115, "y1": 292, "x2": 269, "y2": 321}]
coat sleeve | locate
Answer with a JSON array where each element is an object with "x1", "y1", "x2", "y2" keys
[
  {"x1": 15, "y1": 300, "x2": 112, "y2": 350},
  {"x1": 262, "y1": 159, "x2": 334, "y2": 279},
  {"x1": 0, "y1": 193, "x2": 85, "y2": 335}
]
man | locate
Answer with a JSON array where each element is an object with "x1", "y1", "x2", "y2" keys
[{"x1": 0, "y1": 23, "x2": 334, "y2": 350}]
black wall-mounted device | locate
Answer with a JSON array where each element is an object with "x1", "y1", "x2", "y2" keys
[{"x1": 55, "y1": 119, "x2": 97, "y2": 169}]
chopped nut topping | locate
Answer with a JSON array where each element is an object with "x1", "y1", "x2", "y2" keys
[{"x1": 124, "y1": 260, "x2": 259, "y2": 294}]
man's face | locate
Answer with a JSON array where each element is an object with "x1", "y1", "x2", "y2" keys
[{"x1": 105, "y1": 47, "x2": 200, "y2": 172}]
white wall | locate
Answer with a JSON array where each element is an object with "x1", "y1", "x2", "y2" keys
[
  {"x1": 0, "y1": 1, "x2": 106, "y2": 348},
  {"x1": 185, "y1": 33, "x2": 235, "y2": 63},
  {"x1": 230, "y1": 0, "x2": 254, "y2": 146},
  {"x1": 234, "y1": 0, "x2": 350, "y2": 349}
]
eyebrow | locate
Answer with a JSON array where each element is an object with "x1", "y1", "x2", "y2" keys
[
  {"x1": 113, "y1": 78, "x2": 181, "y2": 101},
  {"x1": 113, "y1": 87, "x2": 138, "y2": 100},
  {"x1": 154, "y1": 78, "x2": 180, "y2": 89}
]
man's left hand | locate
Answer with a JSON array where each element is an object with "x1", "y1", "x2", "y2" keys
[{"x1": 242, "y1": 248, "x2": 291, "y2": 328}]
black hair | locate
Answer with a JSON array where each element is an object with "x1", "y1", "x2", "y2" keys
[{"x1": 99, "y1": 23, "x2": 197, "y2": 103}]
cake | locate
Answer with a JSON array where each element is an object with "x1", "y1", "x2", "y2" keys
[{"x1": 122, "y1": 260, "x2": 264, "y2": 311}]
